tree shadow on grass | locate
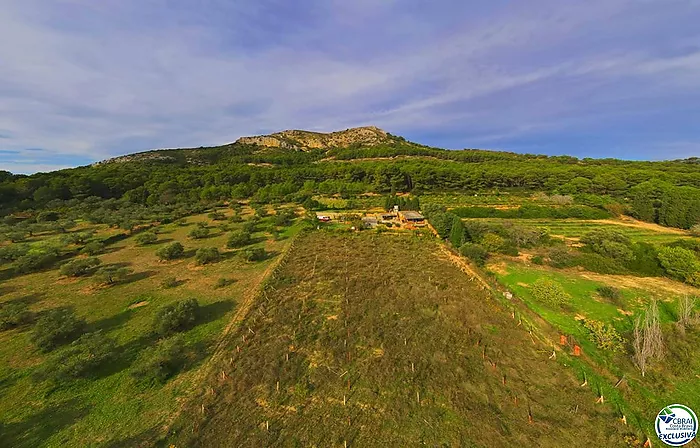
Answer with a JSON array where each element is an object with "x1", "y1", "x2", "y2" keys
[
  {"x1": 198, "y1": 300, "x2": 236, "y2": 326},
  {"x1": 0, "y1": 398, "x2": 92, "y2": 448},
  {"x1": 90, "y1": 309, "x2": 134, "y2": 333},
  {"x1": 122, "y1": 270, "x2": 156, "y2": 285}
]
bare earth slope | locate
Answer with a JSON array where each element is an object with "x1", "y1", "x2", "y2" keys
[{"x1": 165, "y1": 232, "x2": 626, "y2": 447}]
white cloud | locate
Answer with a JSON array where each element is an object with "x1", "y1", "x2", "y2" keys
[{"x1": 0, "y1": 0, "x2": 699, "y2": 172}]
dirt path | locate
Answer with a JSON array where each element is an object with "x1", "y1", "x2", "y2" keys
[{"x1": 436, "y1": 244, "x2": 491, "y2": 290}]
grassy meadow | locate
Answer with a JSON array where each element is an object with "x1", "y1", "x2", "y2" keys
[
  {"x1": 165, "y1": 231, "x2": 630, "y2": 447},
  {"x1": 0, "y1": 206, "x2": 302, "y2": 447}
]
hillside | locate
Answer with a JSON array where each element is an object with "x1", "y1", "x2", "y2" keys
[{"x1": 165, "y1": 232, "x2": 627, "y2": 447}]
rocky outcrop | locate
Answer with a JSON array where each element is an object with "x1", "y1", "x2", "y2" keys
[{"x1": 236, "y1": 126, "x2": 391, "y2": 151}]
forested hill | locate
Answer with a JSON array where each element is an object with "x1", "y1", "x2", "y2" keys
[{"x1": 1, "y1": 126, "x2": 700, "y2": 229}]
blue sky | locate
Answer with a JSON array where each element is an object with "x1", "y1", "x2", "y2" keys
[{"x1": 1, "y1": 0, "x2": 700, "y2": 173}]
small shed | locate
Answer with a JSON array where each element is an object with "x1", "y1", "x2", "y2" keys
[{"x1": 398, "y1": 211, "x2": 425, "y2": 226}]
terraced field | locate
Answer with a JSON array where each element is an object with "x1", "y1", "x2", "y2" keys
[{"x1": 466, "y1": 217, "x2": 694, "y2": 244}]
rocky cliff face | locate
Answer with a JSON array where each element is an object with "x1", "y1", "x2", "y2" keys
[{"x1": 236, "y1": 126, "x2": 391, "y2": 150}]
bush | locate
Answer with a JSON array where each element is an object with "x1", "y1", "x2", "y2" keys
[
  {"x1": 156, "y1": 242, "x2": 184, "y2": 261},
  {"x1": 242, "y1": 220, "x2": 258, "y2": 234},
  {"x1": 531, "y1": 255, "x2": 544, "y2": 265},
  {"x1": 208, "y1": 211, "x2": 226, "y2": 221},
  {"x1": 32, "y1": 308, "x2": 87, "y2": 352},
  {"x1": 581, "y1": 319, "x2": 624, "y2": 352},
  {"x1": 195, "y1": 247, "x2": 220, "y2": 265},
  {"x1": 14, "y1": 249, "x2": 59, "y2": 274},
  {"x1": 135, "y1": 231, "x2": 158, "y2": 246},
  {"x1": 274, "y1": 209, "x2": 296, "y2": 227},
  {"x1": 0, "y1": 302, "x2": 33, "y2": 330},
  {"x1": 80, "y1": 241, "x2": 105, "y2": 256},
  {"x1": 580, "y1": 229, "x2": 633, "y2": 261},
  {"x1": 228, "y1": 214, "x2": 243, "y2": 223},
  {"x1": 161, "y1": 276, "x2": 180, "y2": 288},
  {"x1": 215, "y1": 278, "x2": 236, "y2": 288},
  {"x1": 243, "y1": 248, "x2": 266, "y2": 262},
  {"x1": 153, "y1": 299, "x2": 199, "y2": 336},
  {"x1": 481, "y1": 233, "x2": 505, "y2": 252},
  {"x1": 227, "y1": 230, "x2": 252, "y2": 248},
  {"x1": 597, "y1": 285, "x2": 622, "y2": 301},
  {"x1": 530, "y1": 278, "x2": 569, "y2": 307},
  {"x1": 547, "y1": 246, "x2": 576, "y2": 268},
  {"x1": 188, "y1": 227, "x2": 210, "y2": 239},
  {"x1": 93, "y1": 266, "x2": 132, "y2": 286},
  {"x1": 657, "y1": 246, "x2": 700, "y2": 285},
  {"x1": 131, "y1": 335, "x2": 187, "y2": 386},
  {"x1": 459, "y1": 243, "x2": 489, "y2": 266},
  {"x1": 59, "y1": 257, "x2": 101, "y2": 277},
  {"x1": 38, "y1": 331, "x2": 117, "y2": 381}
]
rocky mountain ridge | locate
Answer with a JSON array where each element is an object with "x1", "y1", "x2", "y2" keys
[{"x1": 235, "y1": 126, "x2": 392, "y2": 151}]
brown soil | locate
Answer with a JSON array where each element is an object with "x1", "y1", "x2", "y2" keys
[
  {"x1": 128, "y1": 301, "x2": 149, "y2": 309},
  {"x1": 571, "y1": 270, "x2": 700, "y2": 297}
]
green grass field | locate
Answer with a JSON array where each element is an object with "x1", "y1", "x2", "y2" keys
[
  {"x1": 164, "y1": 231, "x2": 630, "y2": 447},
  {"x1": 490, "y1": 260, "x2": 700, "y2": 437},
  {"x1": 0, "y1": 207, "x2": 302, "y2": 447},
  {"x1": 467, "y1": 218, "x2": 695, "y2": 244}
]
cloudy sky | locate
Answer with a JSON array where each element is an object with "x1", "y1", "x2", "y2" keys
[{"x1": 1, "y1": 0, "x2": 700, "y2": 173}]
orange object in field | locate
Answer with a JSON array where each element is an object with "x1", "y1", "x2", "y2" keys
[
  {"x1": 559, "y1": 335, "x2": 567, "y2": 345},
  {"x1": 573, "y1": 345, "x2": 582, "y2": 356}
]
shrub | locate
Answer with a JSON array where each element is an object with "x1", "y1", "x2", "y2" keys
[
  {"x1": 93, "y1": 266, "x2": 132, "y2": 286},
  {"x1": 228, "y1": 214, "x2": 243, "y2": 223},
  {"x1": 208, "y1": 211, "x2": 226, "y2": 221},
  {"x1": 14, "y1": 249, "x2": 59, "y2": 274},
  {"x1": 581, "y1": 318, "x2": 624, "y2": 352},
  {"x1": 36, "y1": 211, "x2": 60, "y2": 222},
  {"x1": 59, "y1": 257, "x2": 102, "y2": 277},
  {"x1": 161, "y1": 276, "x2": 180, "y2": 288},
  {"x1": 215, "y1": 278, "x2": 236, "y2": 288},
  {"x1": 597, "y1": 285, "x2": 622, "y2": 301},
  {"x1": 80, "y1": 241, "x2": 105, "y2": 256},
  {"x1": 243, "y1": 248, "x2": 266, "y2": 262},
  {"x1": 153, "y1": 299, "x2": 199, "y2": 336},
  {"x1": 227, "y1": 230, "x2": 252, "y2": 248},
  {"x1": 274, "y1": 209, "x2": 296, "y2": 227},
  {"x1": 242, "y1": 220, "x2": 257, "y2": 234},
  {"x1": 481, "y1": 233, "x2": 505, "y2": 252},
  {"x1": 38, "y1": 331, "x2": 117, "y2": 381},
  {"x1": 531, "y1": 255, "x2": 544, "y2": 265},
  {"x1": 459, "y1": 243, "x2": 489, "y2": 266},
  {"x1": 657, "y1": 246, "x2": 700, "y2": 285},
  {"x1": 135, "y1": 231, "x2": 158, "y2": 246},
  {"x1": 188, "y1": 227, "x2": 210, "y2": 239},
  {"x1": 0, "y1": 302, "x2": 33, "y2": 330},
  {"x1": 547, "y1": 246, "x2": 576, "y2": 268},
  {"x1": 195, "y1": 247, "x2": 220, "y2": 265},
  {"x1": 530, "y1": 279, "x2": 569, "y2": 307},
  {"x1": 156, "y1": 242, "x2": 184, "y2": 261},
  {"x1": 32, "y1": 308, "x2": 87, "y2": 352},
  {"x1": 131, "y1": 335, "x2": 187, "y2": 385},
  {"x1": 0, "y1": 243, "x2": 30, "y2": 263},
  {"x1": 580, "y1": 229, "x2": 633, "y2": 261}
]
